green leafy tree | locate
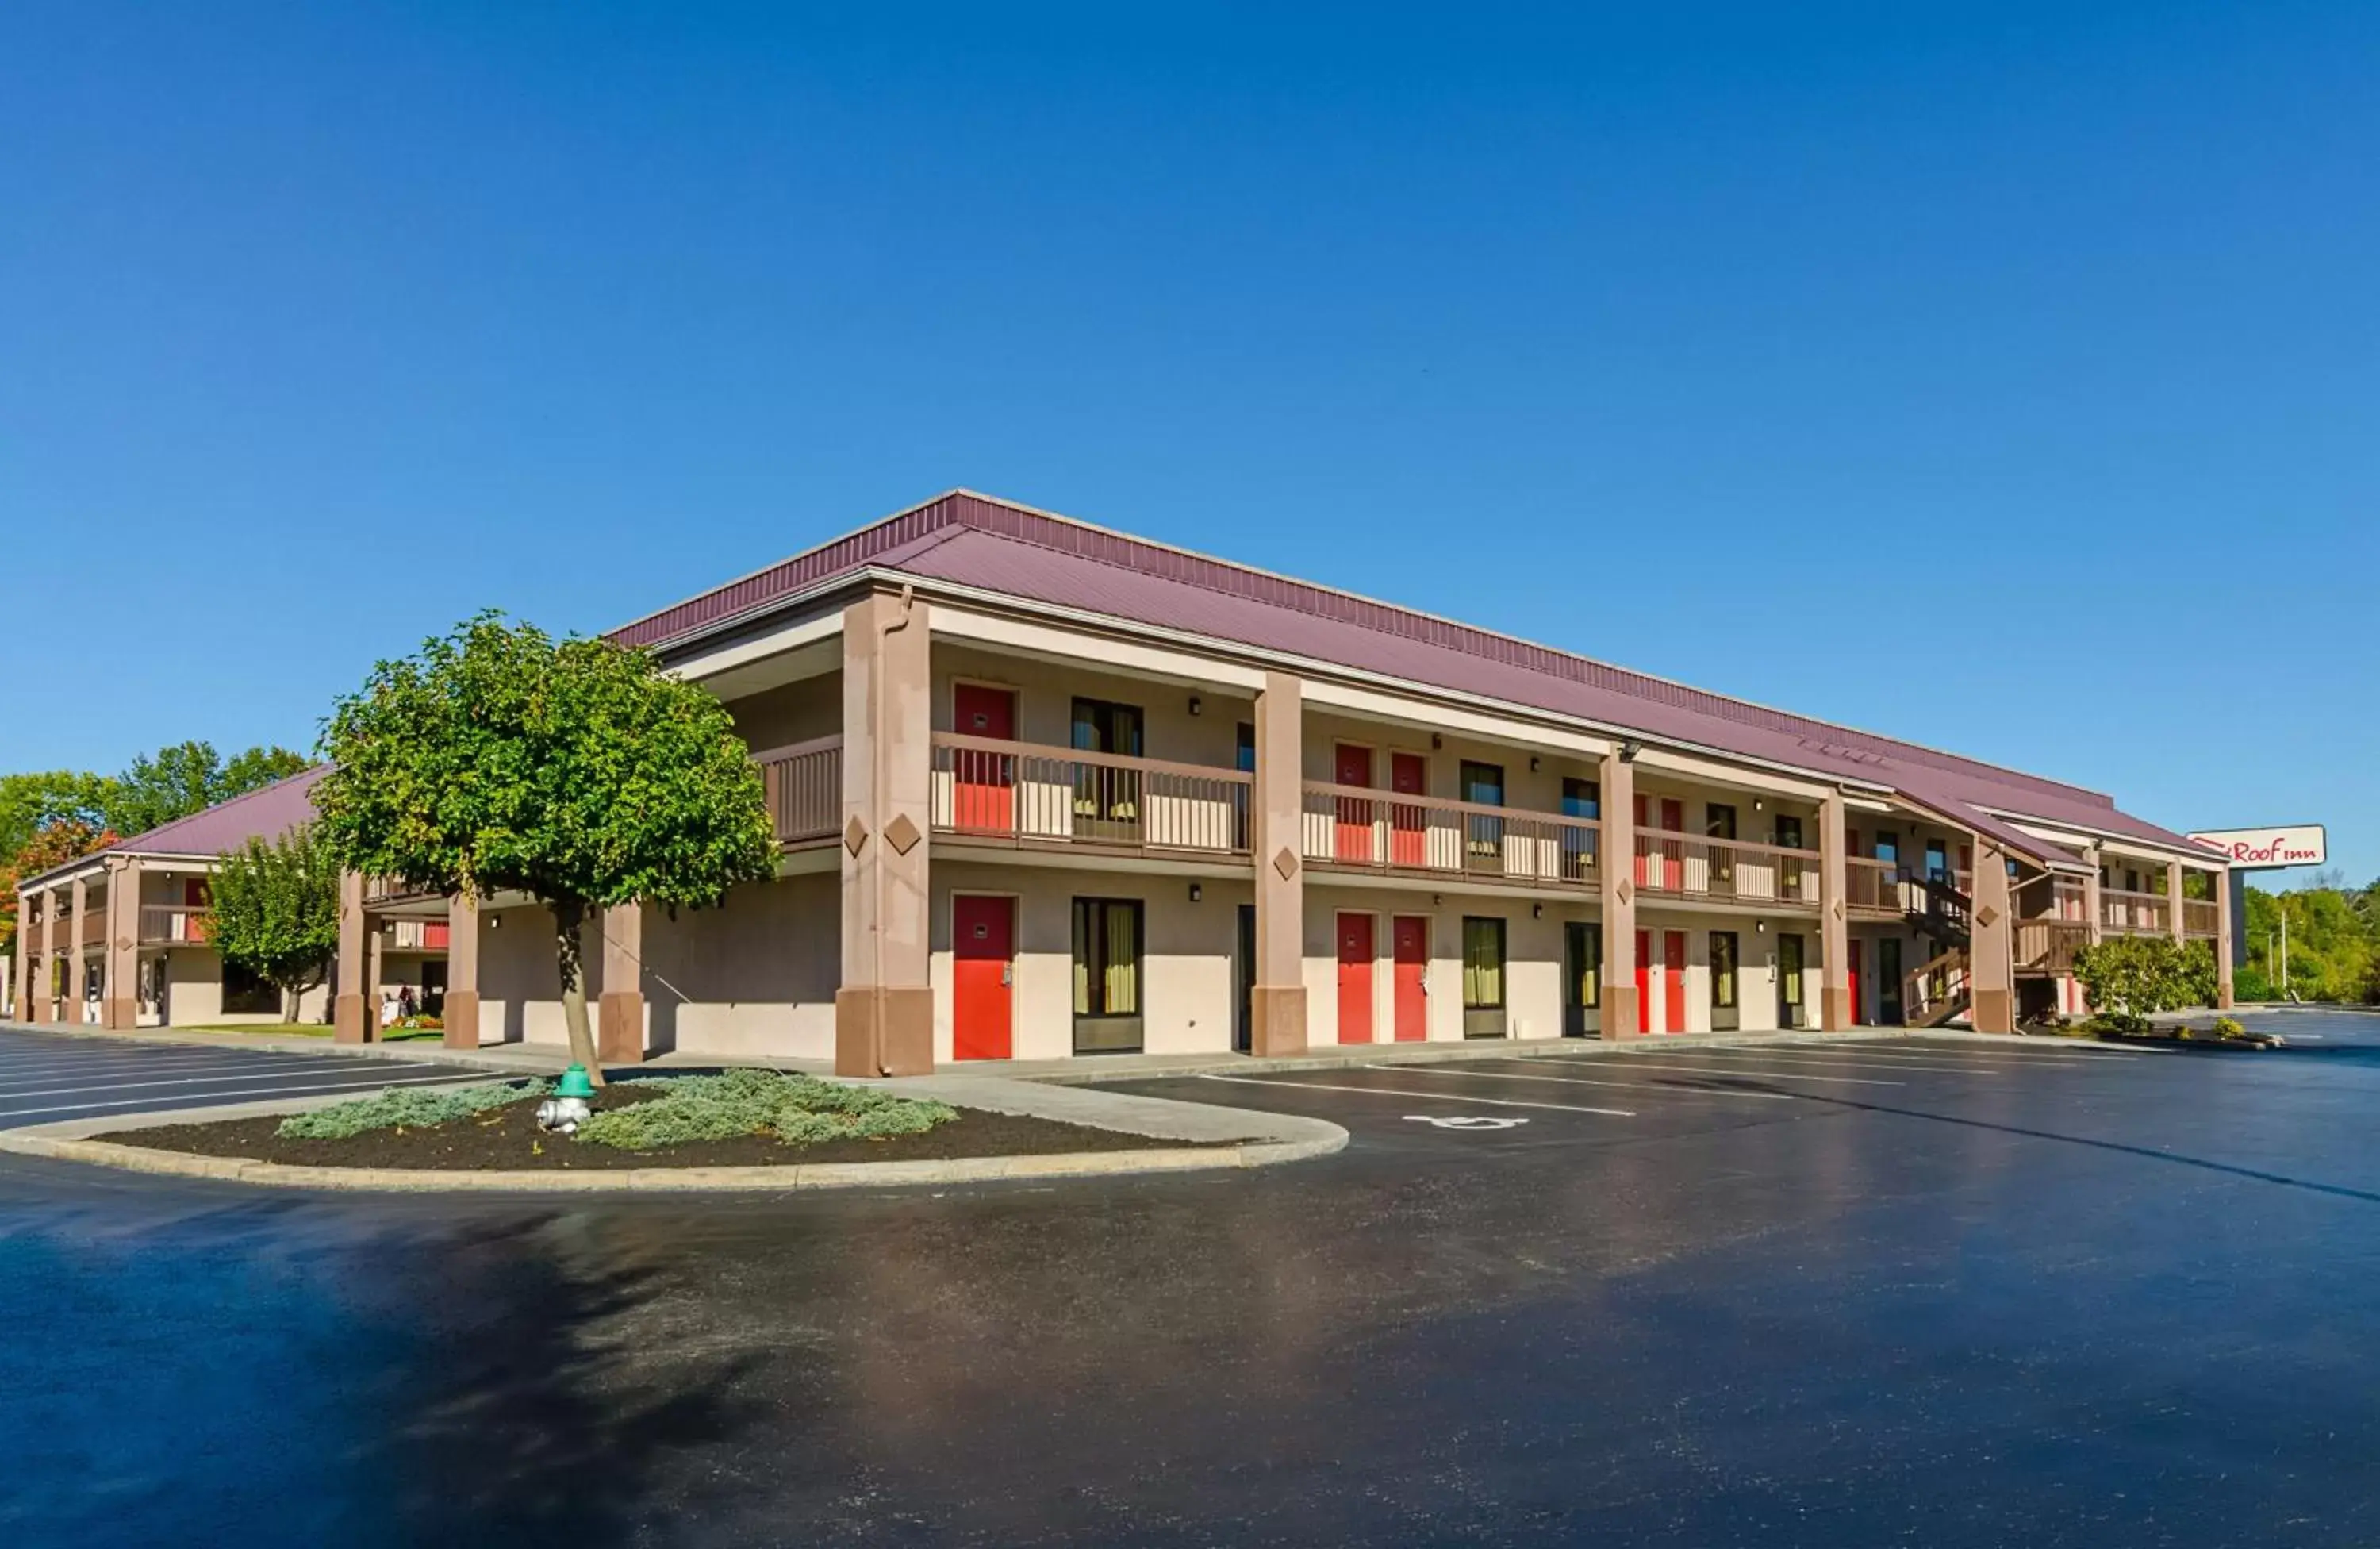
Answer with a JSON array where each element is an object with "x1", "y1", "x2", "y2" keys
[
  {"x1": 311, "y1": 614, "x2": 778, "y2": 1082},
  {"x1": 104, "y1": 740, "x2": 311, "y2": 837},
  {"x1": 0, "y1": 771, "x2": 112, "y2": 861},
  {"x1": 2238, "y1": 882, "x2": 2378, "y2": 1003},
  {"x1": 201, "y1": 827, "x2": 341, "y2": 1023},
  {"x1": 2071, "y1": 936, "x2": 2219, "y2": 1033}
]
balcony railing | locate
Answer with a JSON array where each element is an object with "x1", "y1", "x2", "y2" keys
[
  {"x1": 931, "y1": 733, "x2": 1252, "y2": 858},
  {"x1": 387, "y1": 919, "x2": 452, "y2": 951},
  {"x1": 140, "y1": 905, "x2": 208, "y2": 945},
  {"x1": 81, "y1": 909, "x2": 108, "y2": 948},
  {"x1": 1633, "y1": 828, "x2": 1821, "y2": 908},
  {"x1": 2016, "y1": 918, "x2": 2091, "y2": 974},
  {"x1": 2181, "y1": 898, "x2": 2221, "y2": 938},
  {"x1": 2102, "y1": 889, "x2": 2169, "y2": 936},
  {"x1": 754, "y1": 735, "x2": 843, "y2": 846},
  {"x1": 1301, "y1": 784, "x2": 1599, "y2": 888},
  {"x1": 1845, "y1": 856, "x2": 1902, "y2": 916}
]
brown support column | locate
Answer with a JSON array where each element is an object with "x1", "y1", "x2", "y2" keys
[
  {"x1": 334, "y1": 871, "x2": 374, "y2": 1043},
  {"x1": 1818, "y1": 793, "x2": 1852, "y2": 1032},
  {"x1": 1598, "y1": 747, "x2": 1640, "y2": 1039},
  {"x1": 1970, "y1": 843, "x2": 2014, "y2": 1033},
  {"x1": 835, "y1": 590, "x2": 935, "y2": 1077},
  {"x1": 102, "y1": 858, "x2": 140, "y2": 1029},
  {"x1": 1249, "y1": 671, "x2": 1309, "y2": 1057},
  {"x1": 597, "y1": 902, "x2": 646, "y2": 1064},
  {"x1": 443, "y1": 893, "x2": 482, "y2": 1050},
  {"x1": 68, "y1": 878, "x2": 88, "y2": 1024},
  {"x1": 8, "y1": 892, "x2": 26, "y2": 1022},
  {"x1": 2215, "y1": 869, "x2": 2236, "y2": 1009},
  {"x1": 2166, "y1": 859, "x2": 2186, "y2": 944},
  {"x1": 34, "y1": 889, "x2": 60, "y2": 1023}
]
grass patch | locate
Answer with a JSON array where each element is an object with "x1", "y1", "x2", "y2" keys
[
  {"x1": 574, "y1": 1069, "x2": 958, "y2": 1152},
  {"x1": 277, "y1": 1079, "x2": 551, "y2": 1139}
]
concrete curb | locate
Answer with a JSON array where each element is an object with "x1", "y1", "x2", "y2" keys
[
  {"x1": 0, "y1": 1074, "x2": 1350, "y2": 1194},
  {"x1": 0, "y1": 1127, "x2": 1345, "y2": 1192}
]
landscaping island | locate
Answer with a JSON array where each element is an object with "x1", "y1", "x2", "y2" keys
[{"x1": 98, "y1": 1069, "x2": 1237, "y2": 1172}]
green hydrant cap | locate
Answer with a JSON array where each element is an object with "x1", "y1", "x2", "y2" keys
[{"x1": 555, "y1": 1063, "x2": 597, "y2": 1100}]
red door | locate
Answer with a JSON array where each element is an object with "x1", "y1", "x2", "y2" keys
[
  {"x1": 1660, "y1": 798, "x2": 1685, "y2": 891},
  {"x1": 951, "y1": 685, "x2": 1017, "y2": 834},
  {"x1": 1847, "y1": 940, "x2": 1863, "y2": 1026},
  {"x1": 952, "y1": 894, "x2": 1014, "y2": 1060},
  {"x1": 1334, "y1": 744, "x2": 1375, "y2": 863},
  {"x1": 1388, "y1": 752, "x2": 1427, "y2": 867},
  {"x1": 1663, "y1": 930, "x2": 1687, "y2": 1033},
  {"x1": 1634, "y1": 929, "x2": 1653, "y2": 1034},
  {"x1": 1392, "y1": 915, "x2": 1429, "y2": 1041},
  {"x1": 1337, "y1": 913, "x2": 1375, "y2": 1044}
]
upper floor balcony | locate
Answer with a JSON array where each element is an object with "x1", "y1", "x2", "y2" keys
[
  {"x1": 140, "y1": 905, "x2": 208, "y2": 945},
  {"x1": 931, "y1": 733, "x2": 1253, "y2": 860},
  {"x1": 2101, "y1": 889, "x2": 2169, "y2": 936},
  {"x1": 1300, "y1": 782, "x2": 1599, "y2": 890}
]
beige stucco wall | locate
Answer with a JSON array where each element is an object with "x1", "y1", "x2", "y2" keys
[
  {"x1": 724, "y1": 671, "x2": 843, "y2": 751},
  {"x1": 152, "y1": 945, "x2": 332, "y2": 1026}
]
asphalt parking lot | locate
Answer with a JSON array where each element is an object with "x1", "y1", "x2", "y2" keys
[
  {"x1": 5, "y1": 1013, "x2": 2379, "y2": 1547},
  {"x1": 1125, "y1": 1033, "x2": 2170, "y2": 1159},
  {"x1": 0, "y1": 1025, "x2": 488, "y2": 1129}
]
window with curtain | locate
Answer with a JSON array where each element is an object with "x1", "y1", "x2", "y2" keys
[
  {"x1": 1071, "y1": 898, "x2": 1142, "y2": 1017},
  {"x1": 1461, "y1": 917, "x2": 1505, "y2": 1009},
  {"x1": 1461, "y1": 761, "x2": 1504, "y2": 866},
  {"x1": 1561, "y1": 777, "x2": 1599, "y2": 880},
  {"x1": 1070, "y1": 698, "x2": 1144, "y2": 836}
]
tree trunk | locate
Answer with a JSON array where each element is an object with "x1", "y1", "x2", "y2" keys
[
  {"x1": 282, "y1": 984, "x2": 301, "y2": 1024},
  {"x1": 550, "y1": 897, "x2": 606, "y2": 1087}
]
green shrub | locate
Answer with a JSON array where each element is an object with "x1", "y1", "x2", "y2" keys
[
  {"x1": 572, "y1": 1069, "x2": 958, "y2": 1152},
  {"x1": 2072, "y1": 936, "x2": 2219, "y2": 1034},
  {"x1": 278, "y1": 1079, "x2": 550, "y2": 1139},
  {"x1": 2213, "y1": 1015, "x2": 2246, "y2": 1039}
]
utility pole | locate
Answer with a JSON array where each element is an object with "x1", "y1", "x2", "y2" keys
[{"x1": 2280, "y1": 901, "x2": 2291, "y2": 1001}]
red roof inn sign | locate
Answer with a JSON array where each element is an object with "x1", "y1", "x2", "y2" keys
[{"x1": 2188, "y1": 824, "x2": 2328, "y2": 871}]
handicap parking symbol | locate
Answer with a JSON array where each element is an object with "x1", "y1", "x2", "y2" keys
[{"x1": 1403, "y1": 1115, "x2": 1530, "y2": 1131}]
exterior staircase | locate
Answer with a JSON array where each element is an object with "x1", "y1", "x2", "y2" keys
[{"x1": 1904, "y1": 946, "x2": 1971, "y2": 1027}]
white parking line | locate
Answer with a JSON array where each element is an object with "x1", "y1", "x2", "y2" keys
[
  {"x1": 1615, "y1": 1057, "x2": 1903, "y2": 1086},
  {"x1": 1199, "y1": 1071, "x2": 1634, "y2": 1117},
  {"x1": 0, "y1": 1072, "x2": 493, "y2": 1121},
  {"x1": 0, "y1": 1053, "x2": 378, "y2": 1078},
  {"x1": 0, "y1": 1063, "x2": 447, "y2": 1100},
  {"x1": 1816, "y1": 1044, "x2": 2105, "y2": 1067},
  {"x1": 1628, "y1": 1047, "x2": 2000, "y2": 1076},
  {"x1": 1381, "y1": 1063, "x2": 1798, "y2": 1101}
]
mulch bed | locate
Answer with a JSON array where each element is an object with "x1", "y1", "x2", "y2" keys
[{"x1": 99, "y1": 1082, "x2": 1237, "y2": 1170}]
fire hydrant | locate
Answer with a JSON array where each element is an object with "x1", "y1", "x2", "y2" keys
[{"x1": 536, "y1": 1063, "x2": 597, "y2": 1134}]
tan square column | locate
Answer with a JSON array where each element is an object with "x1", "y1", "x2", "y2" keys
[
  {"x1": 1249, "y1": 671, "x2": 1308, "y2": 1057},
  {"x1": 1970, "y1": 843, "x2": 2014, "y2": 1033},
  {"x1": 2167, "y1": 859, "x2": 2186, "y2": 944},
  {"x1": 2082, "y1": 847, "x2": 2104, "y2": 947},
  {"x1": 102, "y1": 858, "x2": 140, "y2": 1029},
  {"x1": 69, "y1": 878, "x2": 87, "y2": 1023},
  {"x1": 2215, "y1": 871, "x2": 2235, "y2": 1009},
  {"x1": 443, "y1": 893, "x2": 481, "y2": 1051},
  {"x1": 334, "y1": 871, "x2": 375, "y2": 1043},
  {"x1": 836, "y1": 590, "x2": 935, "y2": 1078},
  {"x1": 1599, "y1": 747, "x2": 1640, "y2": 1039},
  {"x1": 1819, "y1": 793, "x2": 1852, "y2": 1032},
  {"x1": 34, "y1": 889, "x2": 60, "y2": 1023},
  {"x1": 12, "y1": 893, "x2": 31, "y2": 1022},
  {"x1": 598, "y1": 902, "x2": 645, "y2": 1063}
]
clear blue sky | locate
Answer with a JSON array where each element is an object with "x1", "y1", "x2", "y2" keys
[{"x1": 4, "y1": 2, "x2": 2372, "y2": 884}]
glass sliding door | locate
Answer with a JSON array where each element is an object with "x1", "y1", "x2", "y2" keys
[
  {"x1": 1710, "y1": 931, "x2": 1740, "y2": 1032},
  {"x1": 1461, "y1": 915, "x2": 1507, "y2": 1038},
  {"x1": 1071, "y1": 897, "x2": 1145, "y2": 1053}
]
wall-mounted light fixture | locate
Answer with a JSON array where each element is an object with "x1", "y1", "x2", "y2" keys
[
  {"x1": 1188, "y1": 882, "x2": 1203, "y2": 902},
  {"x1": 1531, "y1": 903, "x2": 1543, "y2": 919},
  {"x1": 1431, "y1": 733, "x2": 1444, "y2": 750},
  {"x1": 1618, "y1": 740, "x2": 1642, "y2": 763},
  {"x1": 1432, "y1": 894, "x2": 1443, "y2": 908},
  {"x1": 1755, "y1": 920, "x2": 1766, "y2": 933},
  {"x1": 489, "y1": 914, "x2": 503, "y2": 930},
  {"x1": 1529, "y1": 756, "x2": 1541, "y2": 773},
  {"x1": 1188, "y1": 695, "x2": 1203, "y2": 717},
  {"x1": 1754, "y1": 798, "x2": 1764, "y2": 812}
]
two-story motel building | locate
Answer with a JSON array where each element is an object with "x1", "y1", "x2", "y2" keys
[{"x1": 12, "y1": 491, "x2": 2233, "y2": 1067}]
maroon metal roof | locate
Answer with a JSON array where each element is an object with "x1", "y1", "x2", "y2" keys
[{"x1": 631, "y1": 490, "x2": 2202, "y2": 863}]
